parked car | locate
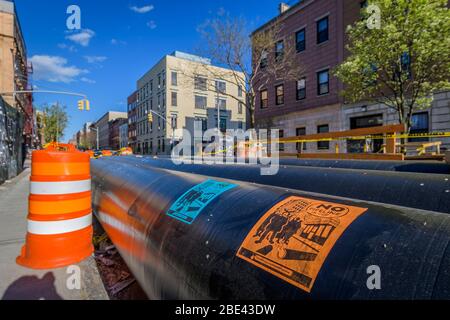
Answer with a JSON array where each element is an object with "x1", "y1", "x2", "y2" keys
[{"x1": 119, "y1": 147, "x2": 133, "y2": 156}]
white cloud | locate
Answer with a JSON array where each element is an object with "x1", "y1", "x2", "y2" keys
[
  {"x1": 84, "y1": 55, "x2": 107, "y2": 64},
  {"x1": 30, "y1": 55, "x2": 88, "y2": 83},
  {"x1": 130, "y1": 5, "x2": 154, "y2": 13},
  {"x1": 66, "y1": 29, "x2": 95, "y2": 47},
  {"x1": 80, "y1": 77, "x2": 96, "y2": 84},
  {"x1": 146, "y1": 20, "x2": 157, "y2": 29},
  {"x1": 111, "y1": 38, "x2": 127, "y2": 45},
  {"x1": 57, "y1": 43, "x2": 77, "y2": 52}
]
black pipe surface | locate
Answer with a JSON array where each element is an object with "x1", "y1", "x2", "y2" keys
[
  {"x1": 91, "y1": 158, "x2": 450, "y2": 299},
  {"x1": 279, "y1": 158, "x2": 450, "y2": 174},
  {"x1": 112, "y1": 156, "x2": 450, "y2": 214}
]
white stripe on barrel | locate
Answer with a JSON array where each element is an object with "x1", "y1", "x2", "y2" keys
[
  {"x1": 27, "y1": 213, "x2": 92, "y2": 235},
  {"x1": 30, "y1": 179, "x2": 91, "y2": 195}
]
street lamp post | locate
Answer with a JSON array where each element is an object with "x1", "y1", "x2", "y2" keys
[{"x1": 90, "y1": 126, "x2": 99, "y2": 150}]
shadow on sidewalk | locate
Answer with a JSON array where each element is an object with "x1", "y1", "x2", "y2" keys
[{"x1": 1, "y1": 272, "x2": 63, "y2": 300}]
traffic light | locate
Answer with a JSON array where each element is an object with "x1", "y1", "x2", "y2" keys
[
  {"x1": 77, "y1": 99, "x2": 91, "y2": 111},
  {"x1": 147, "y1": 113, "x2": 153, "y2": 123}
]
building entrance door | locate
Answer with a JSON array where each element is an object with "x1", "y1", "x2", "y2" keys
[{"x1": 348, "y1": 113, "x2": 383, "y2": 153}]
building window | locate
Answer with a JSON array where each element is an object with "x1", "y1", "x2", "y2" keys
[
  {"x1": 260, "y1": 50, "x2": 268, "y2": 68},
  {"x1": 279, "y1": 130, "x2": 285, "y2": 152},
  {"x1": 317, "y1": 16, "x2": 329, "y2": 44},
  {"x1": 194, "y1": 76, "x2": 207, "y2": 91},
  {"x1": 215, "y1": 80, "x2": 226, "y2": 94},
  {"x1": 238, "y1": 122, "x2": 243, "y2": 129},
  {"x1": 171, "y1": 92, "x2": 177, "y2": 107},
  {"x1": 171, "y1": 115, "x2": 178, "y2": 129},
  {"x1": 296, "y1": 78, "x2": 306, "y2": 100},
  {"x1": 296, "y1": 127, "x2": 307, "y2": 152},
  {"x1": 171, "y1": 71, "x2": 178, "y2": 86},
  {"x1": 317, "y1": 124, "x2": 329, "y2": 150},
  {"x1": 260, "y1": 90, "x2": 268, "y2": 109},
  {"x1": 296, "y1": 29, "x2": 306, "y2": 52},
  {"x1": 238, "y1": 102, "x2": 243, "y2": 114},
  {"x1": 195, "y1": 95, "x2": 207, "y2": 109},
  {"x1": 275, "y1": 84, "x2": 284, "y2": 105},
  {"x1": 275, "y1": 40, "x2": 284, "y2": 61},
  {"x1": 317, "y1": 70, "x2": 329, "y2": 95},
  {"x1": 195, "y1": 117, "x2": 208, "y2": 132},
  {"x1": 409, "y1": 112, "x2": 429, "y2": 142},
  {"x1": 238, "y1": 85, "x2": 243, "y2": 97},
  {"x1": 219, "y1": 118, "x2": 227, "y2": 132},
  {"x1": 216, "y1": 98, "x2": 227, "y2": 110}
]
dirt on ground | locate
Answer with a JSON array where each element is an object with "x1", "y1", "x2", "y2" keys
[{"x1": 92, "y1": 219, "x2": 148, "y2": 300}]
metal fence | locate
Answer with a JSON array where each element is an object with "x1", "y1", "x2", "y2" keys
[{"x1": 0, "y1": 97, "x2": 24, "y2": 184}]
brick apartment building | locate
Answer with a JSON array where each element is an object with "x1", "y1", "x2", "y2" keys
[
  {"x1": 0, "y1": 0, "x2": 33, "y2": 181},
  {"x1": 93, "y1": 111, "x2": 127, "y2": 149},
  {"x1": 127, "y1": 91, "x2": 138, "y2": 152},
  {"x1": 253, "y1": 0, "x2": 450, "y2": 153},
  {"x1": 109, "y1": 117, "x2": 127, "y2": 150}
]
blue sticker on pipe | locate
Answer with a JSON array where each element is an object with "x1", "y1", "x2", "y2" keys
[{"x1": 166, "y1": 179, "x2": 237, "y2": 224}]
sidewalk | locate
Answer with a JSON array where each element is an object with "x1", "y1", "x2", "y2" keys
[{"x1": 0, "y1": 165, "x2": 109, "y2": 300}]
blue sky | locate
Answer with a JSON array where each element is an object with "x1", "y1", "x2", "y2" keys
[{"x1": 14, "y1": 0, "x2": 283, "y2": 141}]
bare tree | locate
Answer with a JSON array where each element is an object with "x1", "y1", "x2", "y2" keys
[{"x1": 192, "y1": 11, "x2": 303, "y2": 128}]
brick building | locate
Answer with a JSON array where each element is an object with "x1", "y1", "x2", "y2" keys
[
  {"x1": 252, "y1": 0, "x2": 450, "y2": 153},
  {"x1": 127, "y1": 91, "x2": 138, "y2": 152}
]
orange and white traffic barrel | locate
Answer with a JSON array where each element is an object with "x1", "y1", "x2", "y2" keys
[{"x1": 17, "y1": 143, "x2": 93, "y2": 269}]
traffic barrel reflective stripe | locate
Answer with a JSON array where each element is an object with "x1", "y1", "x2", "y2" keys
[
  {"x1": 17, "y1": 143, "x2": 94, "y2": 270},
  {"x1": 27, "y1": 213, "x2": 92, "y2": 235},
  {"x1": 30, "y1": 179, "x2": 91, "y2": 195}
]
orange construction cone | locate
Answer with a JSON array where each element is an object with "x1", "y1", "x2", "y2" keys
[{"x1": 17, "y1": 143, "x2": 94, "y2": 269}]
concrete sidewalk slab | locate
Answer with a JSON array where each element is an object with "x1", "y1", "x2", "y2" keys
[{"x1": 0, "y1": 167, "x2": 108, "y2": 300}]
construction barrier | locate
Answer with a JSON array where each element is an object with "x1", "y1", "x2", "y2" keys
[
  {"x1": 112, "y1": 156, "x2": 450, "y2": 214},
  {"x1": 17, "y1": 143, "x2": 93, "y2": 269},
  {"x1": 92, "y1": 158, "x2": 450, "y2": 299}
]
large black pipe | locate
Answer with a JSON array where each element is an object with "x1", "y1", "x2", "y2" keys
[
  {"x1": 91, "y1": 158, "x2": 450, "y2": 299},
  {"x1": 152, "y1": 155, "x2": 450, "y2": 174},
  {"x1": 278, "y1": 158, "x2": 450, "y2": 174},
  {"x1": 112, "y1": 156, "x2": 450, "y2": 214}
]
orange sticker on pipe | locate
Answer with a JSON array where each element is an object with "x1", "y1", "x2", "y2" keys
[{"x1": 236, "y1": 196, "x2": 367, "y2": 293}]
